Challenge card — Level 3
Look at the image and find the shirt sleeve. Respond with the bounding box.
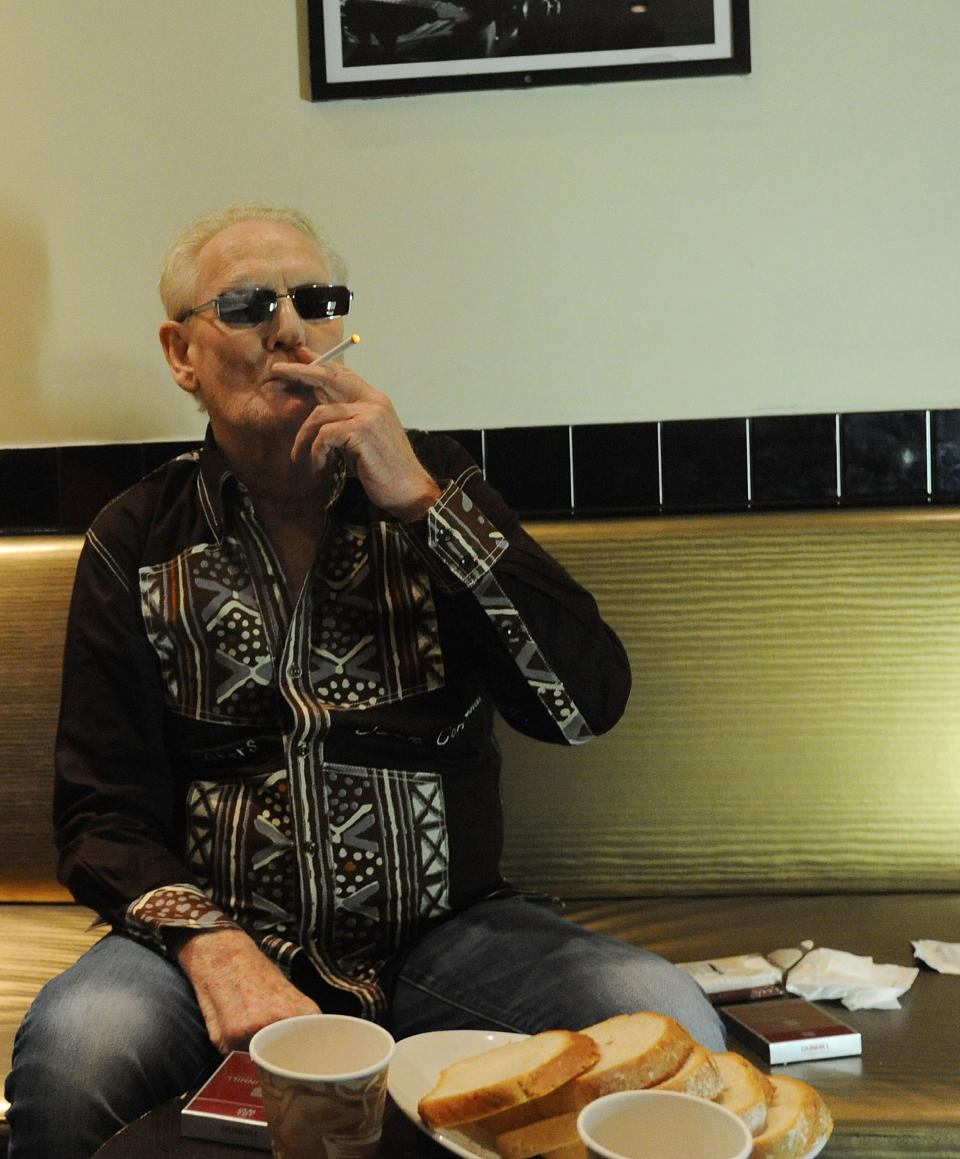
[126,884,239,953]
[402,436,632,745]
[54,531,204,927]
[426,478,509,586]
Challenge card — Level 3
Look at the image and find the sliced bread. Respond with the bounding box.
[650,1043,723,1100]
[546,1012,695,1112]
[480,1011,695,1137]
[417,1030,598,1130]
[711,1051,774,1135]
[495,1111,580,1159]
[749,1074,833,1159]
[542,1143,587,1159]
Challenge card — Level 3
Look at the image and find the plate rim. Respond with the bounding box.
[388,1028,528,1159]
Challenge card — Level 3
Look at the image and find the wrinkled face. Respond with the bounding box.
[165,219,344,453]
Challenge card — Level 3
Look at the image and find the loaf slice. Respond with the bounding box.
[650,1042,723,1100]
[417,1030,598,1130]
[711,1051,774,1135]
[546,1012,695,1113]
[481,1011,695,1135]
[495,1110,580,1159]
[492,1014,702,1158]
[542,1143,587,1159]
[750,1074,833,1159]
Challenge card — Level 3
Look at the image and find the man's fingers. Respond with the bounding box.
[291,416,361,477]
[310,362,369,403]
[291,403,349,462]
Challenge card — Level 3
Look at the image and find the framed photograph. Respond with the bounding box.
[307,1,750,101]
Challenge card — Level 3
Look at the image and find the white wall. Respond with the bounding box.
[2,1,959,447]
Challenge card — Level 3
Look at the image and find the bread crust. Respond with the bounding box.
[749,1073,833,1159]
[417,1030,598,1129]
[650,1043,723,1100]
[537,1013,696,1116]
[712,1051,774,1135]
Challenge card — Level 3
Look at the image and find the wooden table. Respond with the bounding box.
[566,895,960,1157]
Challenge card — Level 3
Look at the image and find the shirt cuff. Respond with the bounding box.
[423,477,508,589]
[125,883,239,951]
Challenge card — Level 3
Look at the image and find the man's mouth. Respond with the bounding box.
[264,371,309,392]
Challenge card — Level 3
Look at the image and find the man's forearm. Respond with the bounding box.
[172,927,320,1052]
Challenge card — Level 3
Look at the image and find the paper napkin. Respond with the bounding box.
[784,946,919,1010]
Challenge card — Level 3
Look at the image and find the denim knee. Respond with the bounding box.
[556,943,727,1052]
[6,934,217,1159]
[391,897,726,1052]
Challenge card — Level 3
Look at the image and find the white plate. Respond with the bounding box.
[387,1029,834,1159]
[388,1029,527,1159]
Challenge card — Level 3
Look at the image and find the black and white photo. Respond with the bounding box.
[307,0,750,99]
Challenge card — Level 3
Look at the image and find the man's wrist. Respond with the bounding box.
[170,925,251,967]
[389,477,443,522]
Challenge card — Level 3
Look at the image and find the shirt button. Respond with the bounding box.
[303,841,318,855]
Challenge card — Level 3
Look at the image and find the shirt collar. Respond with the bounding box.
[195,426,241,543]
[194,426,348,542]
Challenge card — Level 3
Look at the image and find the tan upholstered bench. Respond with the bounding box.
[4,512,960,1157]
[0,537,102,1146]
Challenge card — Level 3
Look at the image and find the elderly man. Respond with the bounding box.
[5,204,724,1159]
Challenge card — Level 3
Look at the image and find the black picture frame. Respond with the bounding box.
[306,1,750,101]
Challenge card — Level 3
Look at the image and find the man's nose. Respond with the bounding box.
[266,295,305,348]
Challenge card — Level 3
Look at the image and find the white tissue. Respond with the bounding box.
[784,946,919,1010]
[912,939,960,974]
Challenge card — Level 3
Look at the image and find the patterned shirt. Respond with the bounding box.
[54,429,630,1018]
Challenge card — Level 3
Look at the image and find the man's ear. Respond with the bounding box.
[159,321,199,395]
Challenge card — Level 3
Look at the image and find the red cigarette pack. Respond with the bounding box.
[720,997,862,1065]
[181,1051,271,1149]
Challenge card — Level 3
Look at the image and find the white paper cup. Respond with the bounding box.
[249,1013,395,1159]
[577,1090,753,1159]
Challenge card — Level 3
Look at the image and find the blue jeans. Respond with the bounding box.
[5,898,724,1159]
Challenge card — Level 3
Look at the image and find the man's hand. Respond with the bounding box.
[173,928,320,1053]
[273,350,442,521]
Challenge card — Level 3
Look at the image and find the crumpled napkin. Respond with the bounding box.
[912,939,960,974]
[784,946,919,1010]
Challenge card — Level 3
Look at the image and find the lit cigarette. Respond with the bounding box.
[310,333,360,366]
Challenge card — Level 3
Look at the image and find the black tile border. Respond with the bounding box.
[750,414,838,509]
[484,425,572,517]
[660,418,748,512]
[840,411,928,504]
[1,410,959,532]
[572,422,659,514]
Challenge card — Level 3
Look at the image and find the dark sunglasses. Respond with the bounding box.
[179,284,353,327]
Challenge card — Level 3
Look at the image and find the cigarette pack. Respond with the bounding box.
[719,997,862,1065]
[677,953,786,1005]
[181,1051,271,1150]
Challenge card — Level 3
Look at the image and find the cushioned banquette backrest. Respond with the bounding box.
[0,537,82,901]
[497,508,960,898]
[4,510,960,904]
